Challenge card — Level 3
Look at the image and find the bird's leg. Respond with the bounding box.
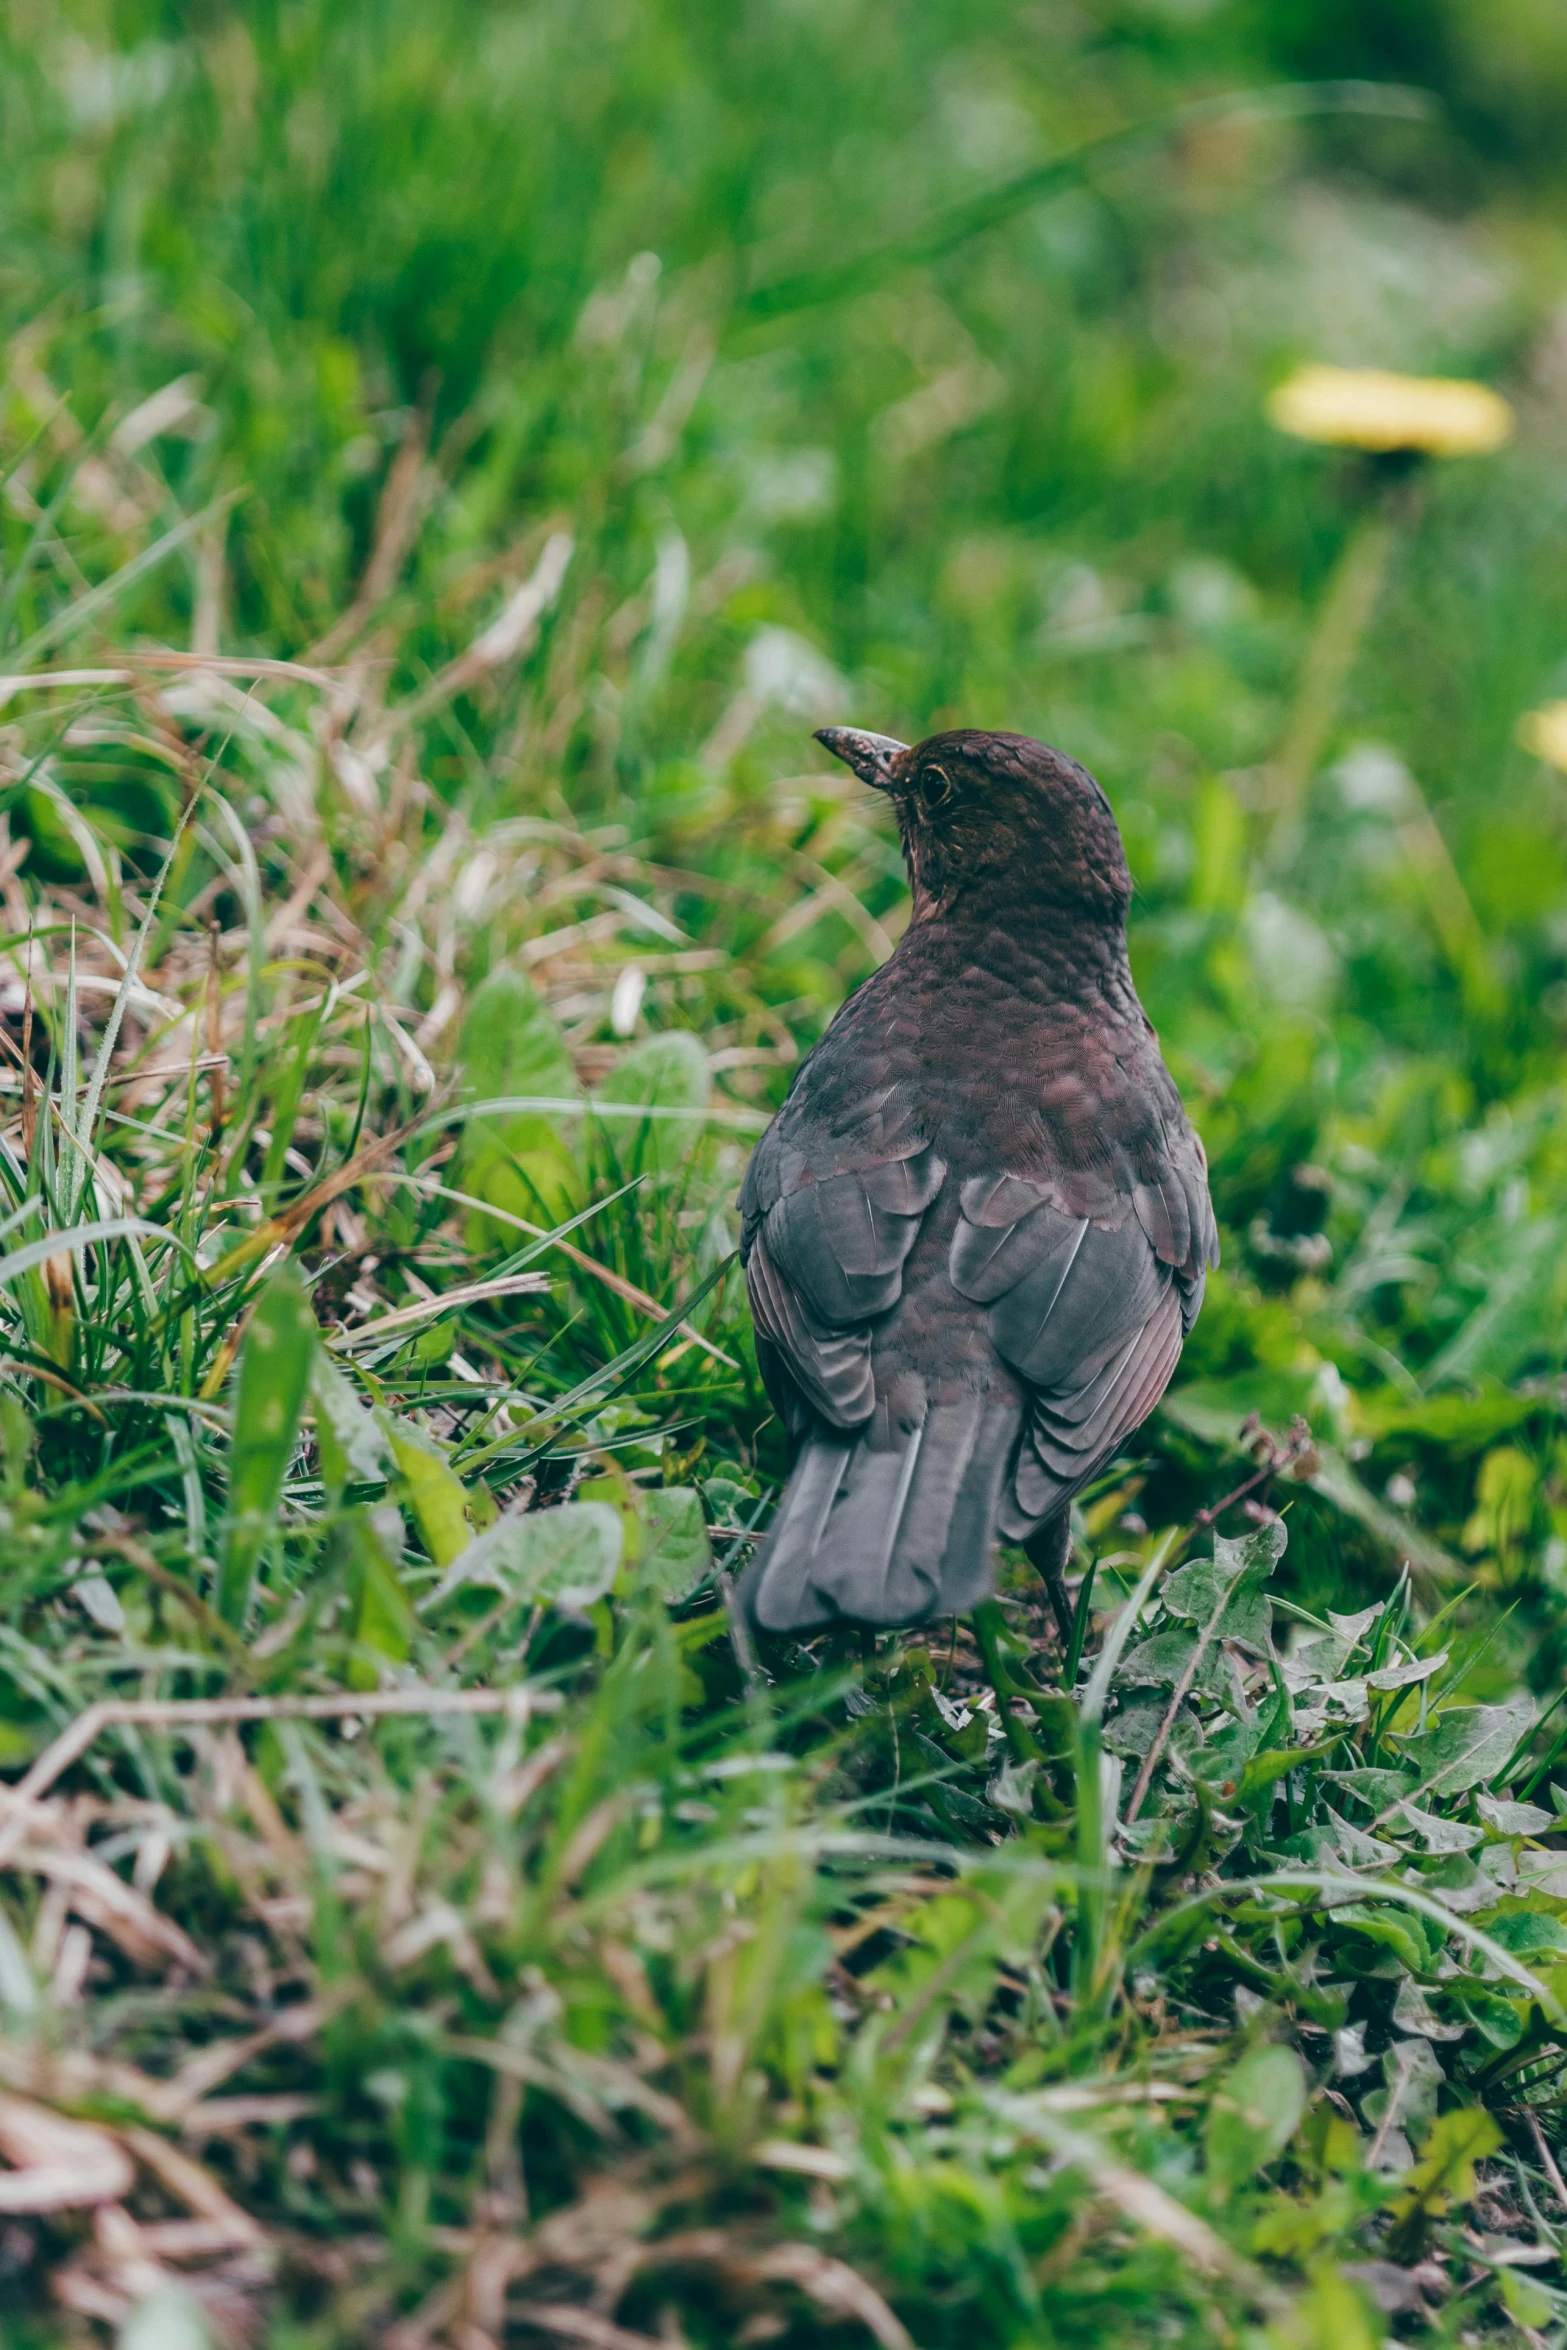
[1024,1510,1076,1657]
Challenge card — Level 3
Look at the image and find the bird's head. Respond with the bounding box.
[815,725,1131,927]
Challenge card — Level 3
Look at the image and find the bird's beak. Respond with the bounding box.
[814,726,909,792]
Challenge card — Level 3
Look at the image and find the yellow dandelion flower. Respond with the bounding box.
[1266,365,1514,458]
[1519,702,1567,772]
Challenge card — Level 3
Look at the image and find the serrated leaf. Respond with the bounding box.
[1236,1746,1323,1804]
[1393,1801,1485,1853]
[1116,1629,1219,1690]
[1420,1851,1493,1912]
[1366,1649,1447,1692]
[1102,1688,1204,1758]
[1161,1517,1282,1652]
[1395,1697,1536,1797]
[433,1501,623,1612]
[1476,1793,1552,1836]
[1290,1678,1370,1730]
[1362,2036,1444,2140]
[1287,1604,1381,1688]
[1386,2106,1501,2260]
[1321,1807,1401,1867]
[1205,2043,1305,2193]
[1392,1978,1466,2041]
[1326,1602,1385,1644]
[1323,1767,1416,1807]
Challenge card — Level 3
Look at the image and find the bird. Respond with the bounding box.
[735,725,1218,1647]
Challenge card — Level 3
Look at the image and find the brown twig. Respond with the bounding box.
[1192,1415,1315,1531]
[1527,2109,1567,2212]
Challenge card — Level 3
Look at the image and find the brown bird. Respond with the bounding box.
[736,726,1217,1644]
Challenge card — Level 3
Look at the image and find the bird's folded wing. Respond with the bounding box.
[950,1137,1217,1529]
[740,1096,945,1431]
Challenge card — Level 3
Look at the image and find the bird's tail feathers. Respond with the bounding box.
[739,1389,1019,1633]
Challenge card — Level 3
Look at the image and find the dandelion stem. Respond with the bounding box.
[1266,507,1396,853]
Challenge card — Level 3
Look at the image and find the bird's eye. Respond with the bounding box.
[919,764,956,811]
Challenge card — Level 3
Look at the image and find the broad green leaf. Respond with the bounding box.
[1326,1602,1385,1644]
[1449,1986,1528,2049]
[1332,1903,1434,1976]
[637,1486,713,1600]
[1392,1801,1484,1853]
[1323,1767,1415,1807]
[1102,1689,1203,1759]
[1116,1628,1218,1692]
[1320,1808,1400,1868]
[1385,2107,1501,2260]
[216,1263,316,1625]
[595,1030,709,1177]
[312,1357,389,1500]
[1271,2264,1384,2350]
[1476,1906,1567,1958]
[1476,1793,1552,1835]
[1205,2043,1305,2192]
[1420,1850,1489,1909]
[433,1501,623,1612]
[1498,2265,1557,2331]
[461,967,576,1109]
[1365,1649,1446,1692]
[1395,1697,1536,1797]
[1236,1746,1327,1805]
[1461,1444,1536,1556]
[1392,1978,1466,2041]
[460,968,579,1227]
[381,1417,471,1568]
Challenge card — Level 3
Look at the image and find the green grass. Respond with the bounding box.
[4,1,1567,2342]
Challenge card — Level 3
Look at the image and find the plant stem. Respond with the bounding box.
[1266,506,1396,856]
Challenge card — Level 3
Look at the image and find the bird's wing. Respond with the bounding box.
[740,1082,945,1431]
[949,1123,1217,1530]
